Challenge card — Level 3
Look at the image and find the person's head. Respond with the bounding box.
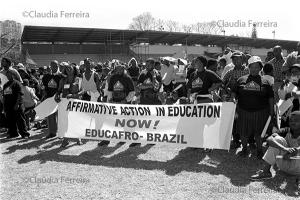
[114,64,125,76]
[248,56,263,76]
[289,111,300,135]
[263,63,274,76]
[45,66,52,75]
[60,62,74,78]
[224,47,231,55]
[84,58,92,71]
[154,61,161,71]
[162,59,170,67]
[194,56,207,71]
[231,52,243,67]
[16,63,25,70]
[101,65,110,76]
[297,42,300,53]
[266,51,274,62]
[50,60,59,73]
[1,57,12,70]
[128,58,138,68]
[289,64,300,83]
[207,59,218,72]
[31,69,38,77]
[218,58,226,68]
[146,58,155,71]
[23,79,29,87]
[273,45,282,59]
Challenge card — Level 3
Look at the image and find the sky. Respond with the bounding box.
[1,0,299,41]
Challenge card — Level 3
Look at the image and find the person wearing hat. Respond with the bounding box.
[222,51,250,149]
[222,51,249,89]
[250,110,300,183]
[2,69,30,139]
[232,56,275,159]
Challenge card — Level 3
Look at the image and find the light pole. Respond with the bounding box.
[221,30,225,36]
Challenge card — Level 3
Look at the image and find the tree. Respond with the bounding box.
[165,20,181,32]
[154,18,165,31]
[182,24,193,33]
[192,21,223,35]
[128,12,155,31]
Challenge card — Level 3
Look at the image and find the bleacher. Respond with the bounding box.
[30,54,133,66]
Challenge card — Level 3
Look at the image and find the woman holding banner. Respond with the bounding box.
[186,56,222,104]
[232,56,275,159]
[97,64,136,147]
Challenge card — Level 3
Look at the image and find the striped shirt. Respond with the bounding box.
[222,65,249,89]
[268,57,285,82]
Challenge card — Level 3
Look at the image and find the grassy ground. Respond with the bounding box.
[0,128,299,200]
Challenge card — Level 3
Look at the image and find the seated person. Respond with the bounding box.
[250,111,300,182]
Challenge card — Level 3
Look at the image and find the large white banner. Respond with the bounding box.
[57,99,236,150]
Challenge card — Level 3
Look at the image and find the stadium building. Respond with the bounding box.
[21,26,299,66]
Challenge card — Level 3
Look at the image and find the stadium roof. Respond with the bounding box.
[22,26,299,50]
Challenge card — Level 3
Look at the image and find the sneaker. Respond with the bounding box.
[60,139,70,148]
[250,170,272,181]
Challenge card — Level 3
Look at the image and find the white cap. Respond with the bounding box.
[248,56,262,65]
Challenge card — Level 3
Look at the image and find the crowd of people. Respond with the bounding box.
[0,42,300,181]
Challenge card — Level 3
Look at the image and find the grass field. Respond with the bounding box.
[0,128,299,200]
